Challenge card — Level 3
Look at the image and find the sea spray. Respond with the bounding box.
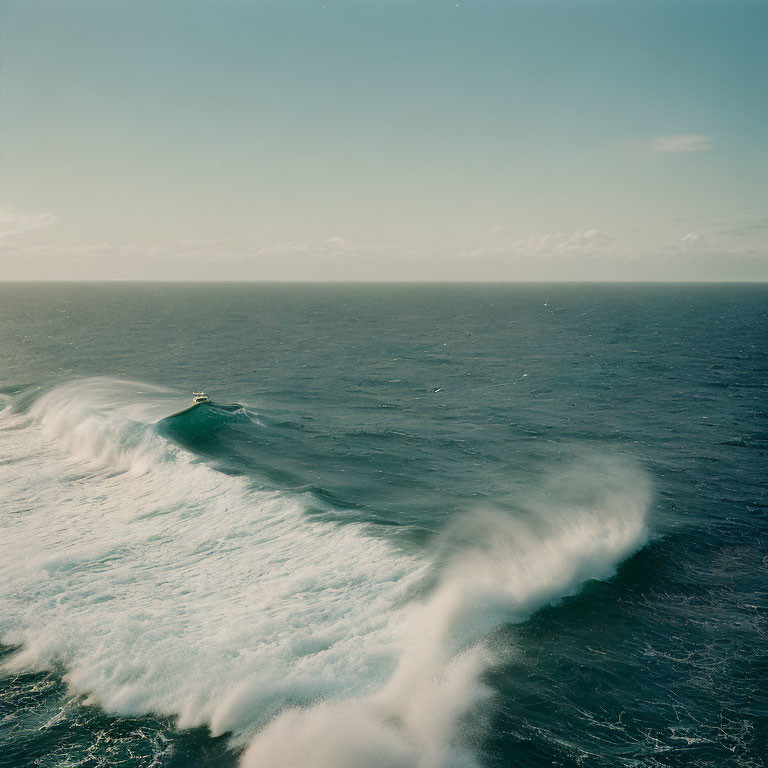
[239,458,651,768]
[26,379,181,474]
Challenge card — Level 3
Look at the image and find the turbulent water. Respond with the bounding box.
[0,283,765,768]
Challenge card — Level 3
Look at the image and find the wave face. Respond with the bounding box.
[0,378,650,767]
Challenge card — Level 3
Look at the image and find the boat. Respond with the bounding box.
[161,392,247,423]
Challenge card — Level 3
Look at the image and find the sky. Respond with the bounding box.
[1,0,767,281]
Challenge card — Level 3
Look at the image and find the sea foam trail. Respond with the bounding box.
[0,379,651,768]
[1,380,421,736]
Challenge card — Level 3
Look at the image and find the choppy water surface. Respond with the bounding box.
[0,283,766,768]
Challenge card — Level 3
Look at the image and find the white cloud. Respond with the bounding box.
[651,134,713,153]
[508,229,613,258]
[250,236,418,264]
[324,236,348,250]
[456,229,616,276]
[680,232,707,250]
[0,208,57,241]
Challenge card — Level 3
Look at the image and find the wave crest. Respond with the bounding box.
[0,379,651,768]
[26,378,179,474]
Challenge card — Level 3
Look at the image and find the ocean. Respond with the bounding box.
[0,283,765,768]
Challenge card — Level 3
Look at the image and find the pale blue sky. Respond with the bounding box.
[1,0,766,279]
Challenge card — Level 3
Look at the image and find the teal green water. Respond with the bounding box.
[0,283,766,767]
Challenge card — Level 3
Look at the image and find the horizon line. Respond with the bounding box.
[0,279,766,286]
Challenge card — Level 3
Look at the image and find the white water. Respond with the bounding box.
[0,379,651,767]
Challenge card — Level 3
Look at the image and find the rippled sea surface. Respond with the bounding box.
[0,283,766,768]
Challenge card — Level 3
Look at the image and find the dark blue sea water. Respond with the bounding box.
[0,283,766,768]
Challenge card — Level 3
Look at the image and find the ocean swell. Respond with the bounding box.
[0,378,651,768]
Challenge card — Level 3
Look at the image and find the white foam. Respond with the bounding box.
[0,378,651,767]
[1,380,421,733]
[26,379,183,474]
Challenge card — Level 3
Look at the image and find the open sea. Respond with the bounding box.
[0,282,766,768]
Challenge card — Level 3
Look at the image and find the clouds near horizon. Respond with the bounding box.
[2,219,765,282]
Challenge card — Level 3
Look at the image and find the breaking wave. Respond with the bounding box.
[0,378,651,767]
